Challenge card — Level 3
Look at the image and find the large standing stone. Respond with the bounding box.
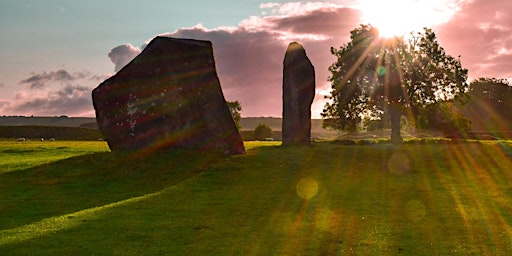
[92,36,245,154]
[282,42,315,146]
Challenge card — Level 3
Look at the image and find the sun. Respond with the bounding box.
[357,0,459,38]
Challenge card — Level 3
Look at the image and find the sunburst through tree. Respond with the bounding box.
[322,25,469,142]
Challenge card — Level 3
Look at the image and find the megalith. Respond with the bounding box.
[92,36,245,154]
[282,42,315,146]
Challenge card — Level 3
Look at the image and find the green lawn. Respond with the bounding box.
[1,140,512,255]
[0,140,110,174]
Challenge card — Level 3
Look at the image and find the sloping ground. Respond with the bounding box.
[1,140,512,255]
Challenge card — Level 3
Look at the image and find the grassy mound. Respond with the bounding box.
[1,140,512,255]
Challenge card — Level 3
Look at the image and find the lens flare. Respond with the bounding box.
[388,152,411,175]
[406,200,427,222]
[296,178,319,200]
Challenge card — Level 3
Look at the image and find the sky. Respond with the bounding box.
[0,0,511,118]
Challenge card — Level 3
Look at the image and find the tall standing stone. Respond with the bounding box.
[92,36,245,154]
[282,42,315,145]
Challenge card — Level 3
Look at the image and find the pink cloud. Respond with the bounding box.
[166,6,361,117]
[3,85,94,117]
[6,1,509,118]
[0,69,99,117]
[435,0,512,80]
[112,3,362,117]
[106,0,512,118]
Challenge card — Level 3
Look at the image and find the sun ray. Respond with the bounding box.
[0,186,172,245]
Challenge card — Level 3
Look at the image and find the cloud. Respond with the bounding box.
[6,84,93,116]
[89,74,111,82]
[111,3,362,117]
[435,0,512,80]
[106,0,512,117]
[168,3,361,117]
[108,44,141,73]
[19,69,92,89]
[0,69,103,116]
[20,69,72,89]
[0,83,4,88]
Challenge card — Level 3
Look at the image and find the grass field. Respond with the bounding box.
[1,140,512,255]
[0,140,110,174]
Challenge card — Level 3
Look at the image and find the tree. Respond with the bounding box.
[322,25,469,142]
[227,101,242,130]
[469,78,512,114]
[253,123,273,141]
[463,77,512,130]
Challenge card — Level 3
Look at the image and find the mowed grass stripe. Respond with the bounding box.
[0,140,511,255]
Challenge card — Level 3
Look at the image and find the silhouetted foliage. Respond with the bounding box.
[419,102,471,135]
[253,123,273,141]
[469,78,512,119]
[460,77,512,131]
[227,101,242,130]
[322,25,469,141]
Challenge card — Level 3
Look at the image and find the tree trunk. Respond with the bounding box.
[389,102,403,143]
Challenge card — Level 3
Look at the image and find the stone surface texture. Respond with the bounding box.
[282,42,315,146]
[92,36,245,154]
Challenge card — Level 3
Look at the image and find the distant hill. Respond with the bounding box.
[0,116,330,132]
[0,116,340,140]
[0,116,96,128]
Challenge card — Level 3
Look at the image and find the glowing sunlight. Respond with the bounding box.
[357,0,461,37]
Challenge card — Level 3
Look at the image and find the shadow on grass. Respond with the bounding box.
[0,148,226,231]
[2,141,512,254]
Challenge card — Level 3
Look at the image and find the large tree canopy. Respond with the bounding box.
[322,25,469,142]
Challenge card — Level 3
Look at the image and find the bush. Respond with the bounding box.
[331,139,356,145]
[253,123,273,141]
